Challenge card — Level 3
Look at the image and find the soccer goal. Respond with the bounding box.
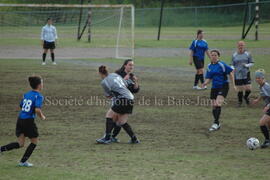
[0,4,135,59]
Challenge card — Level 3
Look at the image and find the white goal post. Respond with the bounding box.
[0,3,135,59]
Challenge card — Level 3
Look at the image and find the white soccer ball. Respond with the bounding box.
[246,137,260,150]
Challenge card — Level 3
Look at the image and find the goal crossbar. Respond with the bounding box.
[0,4,134,8]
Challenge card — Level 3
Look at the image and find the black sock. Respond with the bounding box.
[213,106,221,125]
[194,74,200,86]
[260,125,269,140]
[105,118,114,140]
[244,90,251,100]
[121,123,136,140]
[42,53,46,62]
[0,142,20,152]
[199,74,204,84]
[51,53,55,62]
[238,91,243,103]
[112,123,121,138]
[20,143,36,163]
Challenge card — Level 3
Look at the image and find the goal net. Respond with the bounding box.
[0,4,134,60]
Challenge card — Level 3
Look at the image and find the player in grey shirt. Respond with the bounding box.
[252,69,270,148]
[96,65,139,144]
[231,41,254,106]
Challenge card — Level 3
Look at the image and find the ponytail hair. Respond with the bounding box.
[115,59,133,74]
[98,65,109,75]
[197,29,203,39]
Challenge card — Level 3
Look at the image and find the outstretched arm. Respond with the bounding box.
[35,108,46,120]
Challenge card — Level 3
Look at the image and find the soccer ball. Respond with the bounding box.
[246,137,260,150]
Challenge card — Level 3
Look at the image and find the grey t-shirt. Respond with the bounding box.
[232,51,253,80]
[101,73,134,100]
[260,82,270,105]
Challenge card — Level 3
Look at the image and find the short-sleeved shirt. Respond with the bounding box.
[206,61,233,89]
[232,51,253,80]
[101,73,134,100]
[189,39,208,61]
[41,24,58,42]
[19,90,44,119]
[259,82,270,106]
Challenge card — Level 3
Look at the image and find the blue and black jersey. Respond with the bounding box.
[189,39,208,61]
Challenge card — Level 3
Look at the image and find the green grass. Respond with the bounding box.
[1,23,270,180]
[0,58,270,180]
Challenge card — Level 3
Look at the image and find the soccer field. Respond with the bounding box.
[0,24,270,180]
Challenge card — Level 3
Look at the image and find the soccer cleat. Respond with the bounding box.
[128,137,140,144]
[41,62,46,65]
[18,162,33,167]
[96,137,111,144]
[193,86,202,90]
[52,62,57,65]
[260,140,270,149]
[111,137,120,143]
[209,123,221,132]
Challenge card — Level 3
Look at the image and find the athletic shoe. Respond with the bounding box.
[202,85,207,90]
[261,140,270,149]
[111,137,120,143]
[52,62,57,65]
[128,138,140,144]
[209,123,221,132]
[193,86,202,90]
[18,162,33,167]
[96,137,111,144]
[41,62,46,65]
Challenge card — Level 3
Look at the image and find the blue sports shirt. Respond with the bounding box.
[206,61,233,89]
[189,39,208,61]
[19,90,44,119]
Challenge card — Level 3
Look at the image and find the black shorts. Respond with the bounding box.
[16,118,39,138]
[111,98,134,114]
[210,83,229,100]
[193,56,204,70]
[235,72,251,86]
[43,41,55,49]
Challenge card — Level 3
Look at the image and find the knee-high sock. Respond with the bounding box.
[105,118,114,140]
[212,106,221,125]
[199,74,204,84]
[260,125,269,140]
[112,123,121,138]
[194,74,200,86]
[244,90,251,100]
[51,53,55,62]
[42,53,46,62]
[0,142,20,152]
[238,91,243,103]
[20,143,36,163]
[121,123,136,140]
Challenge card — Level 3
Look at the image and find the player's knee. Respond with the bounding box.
[18,142,24,148]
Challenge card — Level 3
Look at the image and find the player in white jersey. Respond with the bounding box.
[41,18,58,65]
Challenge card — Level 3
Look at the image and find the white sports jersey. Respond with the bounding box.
[41,24,58,42]
[260,82,270,105]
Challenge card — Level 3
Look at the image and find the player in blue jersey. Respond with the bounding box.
[189,29,211,90]
[202,50,236,132]
[0,76,46,167]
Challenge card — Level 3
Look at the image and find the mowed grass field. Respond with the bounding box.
[1,25,270,180]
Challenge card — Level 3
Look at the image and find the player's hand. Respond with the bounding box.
[41,115,46,120]
[263,106,269,113]
[124,74,129,80]
[252,99,260,105]
[202,83,207,87]
[233,85,237,92]
[133,75,138,82]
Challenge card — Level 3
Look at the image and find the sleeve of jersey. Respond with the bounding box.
[189,41,195,51]
[35,95,44,108]
[205,42,209,50]
[101,83,112,97]
[225,63,233,74]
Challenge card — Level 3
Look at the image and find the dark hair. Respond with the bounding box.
[99,65,109,75]
[197,29,203,38]
[210,49,221,57]
[47,17,52,21]
[28,76,42,89]
[115,59,133,74]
